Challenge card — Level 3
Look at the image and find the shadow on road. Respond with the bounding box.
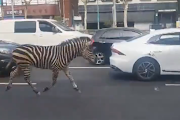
[109,70,180,83]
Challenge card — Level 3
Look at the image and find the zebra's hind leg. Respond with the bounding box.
[21,65,40,95]
[63,68,81,93]
[43,69,59,92]
[6,66,21,91]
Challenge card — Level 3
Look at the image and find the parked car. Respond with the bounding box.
[0,40,19,76]
[110,28,180,81]
[0,19,92,46]
[91,27,147,65]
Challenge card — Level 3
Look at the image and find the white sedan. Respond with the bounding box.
[109,28,180,81]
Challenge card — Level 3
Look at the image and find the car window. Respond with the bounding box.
[121,30,140,37]
[100,30,121,39]
[39,21,61,33]
[126,33,149,42]
[14,21,36,33]
[148,33,180,45]
[51,21,74,31]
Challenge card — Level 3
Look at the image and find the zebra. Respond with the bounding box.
[5,36,96,95]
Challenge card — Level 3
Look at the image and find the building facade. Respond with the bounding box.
[0,0,78,26]
[78,0,177,30]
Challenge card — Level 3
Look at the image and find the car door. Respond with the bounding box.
[147,32,180,73]
[13,21,38,45]
[37,20,72,46]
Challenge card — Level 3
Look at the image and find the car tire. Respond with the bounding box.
[133,58,160,81]
[1,70,11,77]
[93,51,107,65]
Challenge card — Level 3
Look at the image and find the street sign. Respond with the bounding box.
[4,10,24,16]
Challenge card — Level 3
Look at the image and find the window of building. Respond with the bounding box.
[14,21,36,33]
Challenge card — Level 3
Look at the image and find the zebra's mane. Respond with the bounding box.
[58,37,91,47]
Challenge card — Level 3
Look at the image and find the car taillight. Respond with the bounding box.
[91,39,95,45]
[111,47,125,55]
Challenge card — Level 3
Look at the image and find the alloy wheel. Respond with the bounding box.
[137,62,156,80]
[95,52,105,65]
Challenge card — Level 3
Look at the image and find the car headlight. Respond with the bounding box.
[0,48,11,54]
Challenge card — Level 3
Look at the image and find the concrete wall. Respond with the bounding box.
[134,22,152,30]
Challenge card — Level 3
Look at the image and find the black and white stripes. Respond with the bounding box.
[5,37,95,95]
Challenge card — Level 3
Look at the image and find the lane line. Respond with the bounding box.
[0,83,37,85]
[69,67,110,68]
[165,84,180,86]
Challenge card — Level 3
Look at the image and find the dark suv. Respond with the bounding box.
[91,27,147,65]
[0,40,19,76]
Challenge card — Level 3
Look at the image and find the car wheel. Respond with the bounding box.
[133,58,160,81]
[1,70,11,77]
[94,52,106,65]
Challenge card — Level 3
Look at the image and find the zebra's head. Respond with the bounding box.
[80,37,96,63]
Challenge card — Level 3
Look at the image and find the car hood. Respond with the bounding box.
[0,40,19,50]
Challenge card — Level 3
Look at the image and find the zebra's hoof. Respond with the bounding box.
[78,90,81,93]
[73,87,81,93]
[5,86,11,91]
[37,92,41,95]
[33,89,41,95]
[43,87,49,92]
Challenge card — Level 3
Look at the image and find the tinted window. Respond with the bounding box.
[14,21,36,33]
[101,0,111,2]
[149,33,180,45]
[51,21,74,31]
[39,21,55,32]
[100,30,120,39]
[121,30,140,37]
[126,33,149,42]
[88,0,96,2]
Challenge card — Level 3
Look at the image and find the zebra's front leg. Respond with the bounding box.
[43,70,59,92]
[63,68,81,93]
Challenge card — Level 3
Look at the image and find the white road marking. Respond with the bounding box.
[0,83,37,85]
[165,84,180,86]
[69,67,110,69]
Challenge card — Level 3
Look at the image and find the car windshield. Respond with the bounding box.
[51,21,74,31]
[126,32,149,42]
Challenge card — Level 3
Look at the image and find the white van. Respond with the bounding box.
[0,19,92,46]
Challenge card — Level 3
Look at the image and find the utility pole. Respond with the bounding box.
[112,0,117,28]
[0,0,4,20]
[97,0,100,29]
[63,0,65,23]
[11,0,14,19]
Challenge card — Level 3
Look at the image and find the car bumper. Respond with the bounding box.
[0,59,16,72]
[109,55,134,73]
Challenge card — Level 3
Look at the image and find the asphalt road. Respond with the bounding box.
[0,57,180,120]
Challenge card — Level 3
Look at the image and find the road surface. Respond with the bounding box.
[0,58,180,120]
